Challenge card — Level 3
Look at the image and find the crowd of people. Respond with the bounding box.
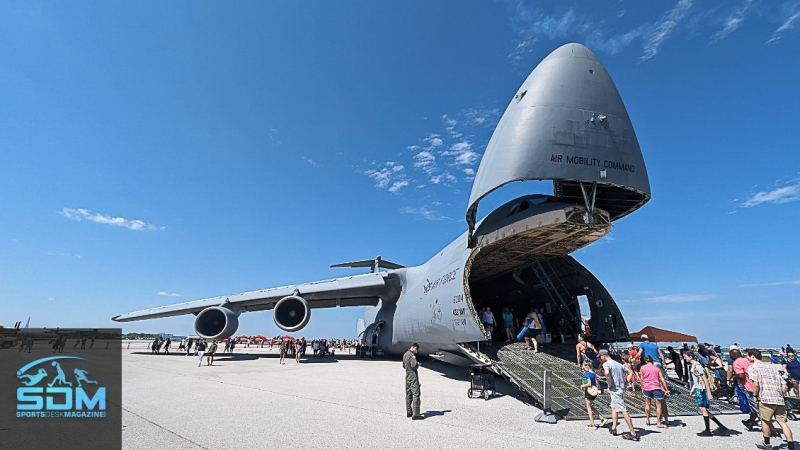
[478,306,557,351]
[138,335,361,367]
[574,335,797,449]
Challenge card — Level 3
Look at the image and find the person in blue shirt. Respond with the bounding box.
[638,334,664,370]
[580,360,606,428]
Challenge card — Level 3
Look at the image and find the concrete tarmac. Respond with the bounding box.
[122,343,787,449]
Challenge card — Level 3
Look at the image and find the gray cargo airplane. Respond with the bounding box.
[113,43,650,366]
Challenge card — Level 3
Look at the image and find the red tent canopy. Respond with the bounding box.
[629,326,697,343]
[235,335,250,343]
[252,335,268,342]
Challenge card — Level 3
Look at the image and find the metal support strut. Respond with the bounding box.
[578,181,597,224]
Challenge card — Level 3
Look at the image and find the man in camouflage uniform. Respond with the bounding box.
[403,343,423,420]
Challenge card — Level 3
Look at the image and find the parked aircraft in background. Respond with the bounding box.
[114,43,650,366]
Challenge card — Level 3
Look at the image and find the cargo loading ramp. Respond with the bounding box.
[463,342,742,420]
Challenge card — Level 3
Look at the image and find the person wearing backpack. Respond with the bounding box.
[684,350,731,437]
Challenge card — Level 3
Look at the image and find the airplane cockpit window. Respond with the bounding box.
[529,196,550,206]
[506,197,554,217]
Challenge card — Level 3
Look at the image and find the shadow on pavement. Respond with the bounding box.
[423,410,452,418]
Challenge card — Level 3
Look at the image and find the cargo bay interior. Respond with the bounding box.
[463,194,632,344]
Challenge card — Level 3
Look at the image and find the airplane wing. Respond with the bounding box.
[112,272,393,323]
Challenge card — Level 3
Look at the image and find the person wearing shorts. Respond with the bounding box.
[482,306,496,347]
[580,361,606,428]
[684,350,730,437]
[523,311,541,353]
[641,356,671,427]
[748,348,796,450]
[598,349,639,441]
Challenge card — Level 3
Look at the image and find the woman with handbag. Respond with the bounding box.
[581,361,606,428]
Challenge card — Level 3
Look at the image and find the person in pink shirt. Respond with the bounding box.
[730,348,759,429]
[641,356,671,427]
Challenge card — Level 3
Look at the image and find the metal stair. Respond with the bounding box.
[470,342,742,420]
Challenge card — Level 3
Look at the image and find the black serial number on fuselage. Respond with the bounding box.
[422,269,458,295]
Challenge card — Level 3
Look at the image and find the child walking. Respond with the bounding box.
[581,361,607,428]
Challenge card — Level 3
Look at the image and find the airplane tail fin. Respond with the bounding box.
[330,255,404,273]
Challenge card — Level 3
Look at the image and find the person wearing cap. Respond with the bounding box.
[638,334,666,375]
[727,344,741,365]
[597,349,640,441]
[627,343,640,361]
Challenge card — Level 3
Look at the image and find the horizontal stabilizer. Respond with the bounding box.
[331,255,404,273]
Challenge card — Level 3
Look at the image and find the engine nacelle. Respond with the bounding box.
[194,306,240,340]
[273,295,311,332]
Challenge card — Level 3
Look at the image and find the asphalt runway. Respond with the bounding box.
[122,343,788,449]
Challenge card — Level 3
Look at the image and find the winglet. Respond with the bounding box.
[330,255,405,273]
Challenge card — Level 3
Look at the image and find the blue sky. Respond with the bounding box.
[1,1,798,347]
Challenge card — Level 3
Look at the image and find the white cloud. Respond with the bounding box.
[462,108,501,126]
[158,291,182,297]
[740,181,800,208]
[60,208,165,231]
[588,25,651,55]
[622,293,718,304]
[442,141,480,167]
[713,0,755,41]
[387,161,404,172]
[441,114,461,138]
[269,128,281,145]
[509,8,581,63]
[302,157,321,167]
[364,161,408,190]
[740,280,800,287]
[430,173,457,185]
[641,0,694,61]
[400,206,448,221]
[767,7,800,44]
[424,134,443,148]
[413,151,437,175]
[47,251,81,259]
[388,181,409,193]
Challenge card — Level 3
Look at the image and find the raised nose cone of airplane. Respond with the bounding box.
[467,43,650,239]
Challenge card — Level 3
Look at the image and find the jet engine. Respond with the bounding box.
[194,306,240,340]
[273,295,311,332]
